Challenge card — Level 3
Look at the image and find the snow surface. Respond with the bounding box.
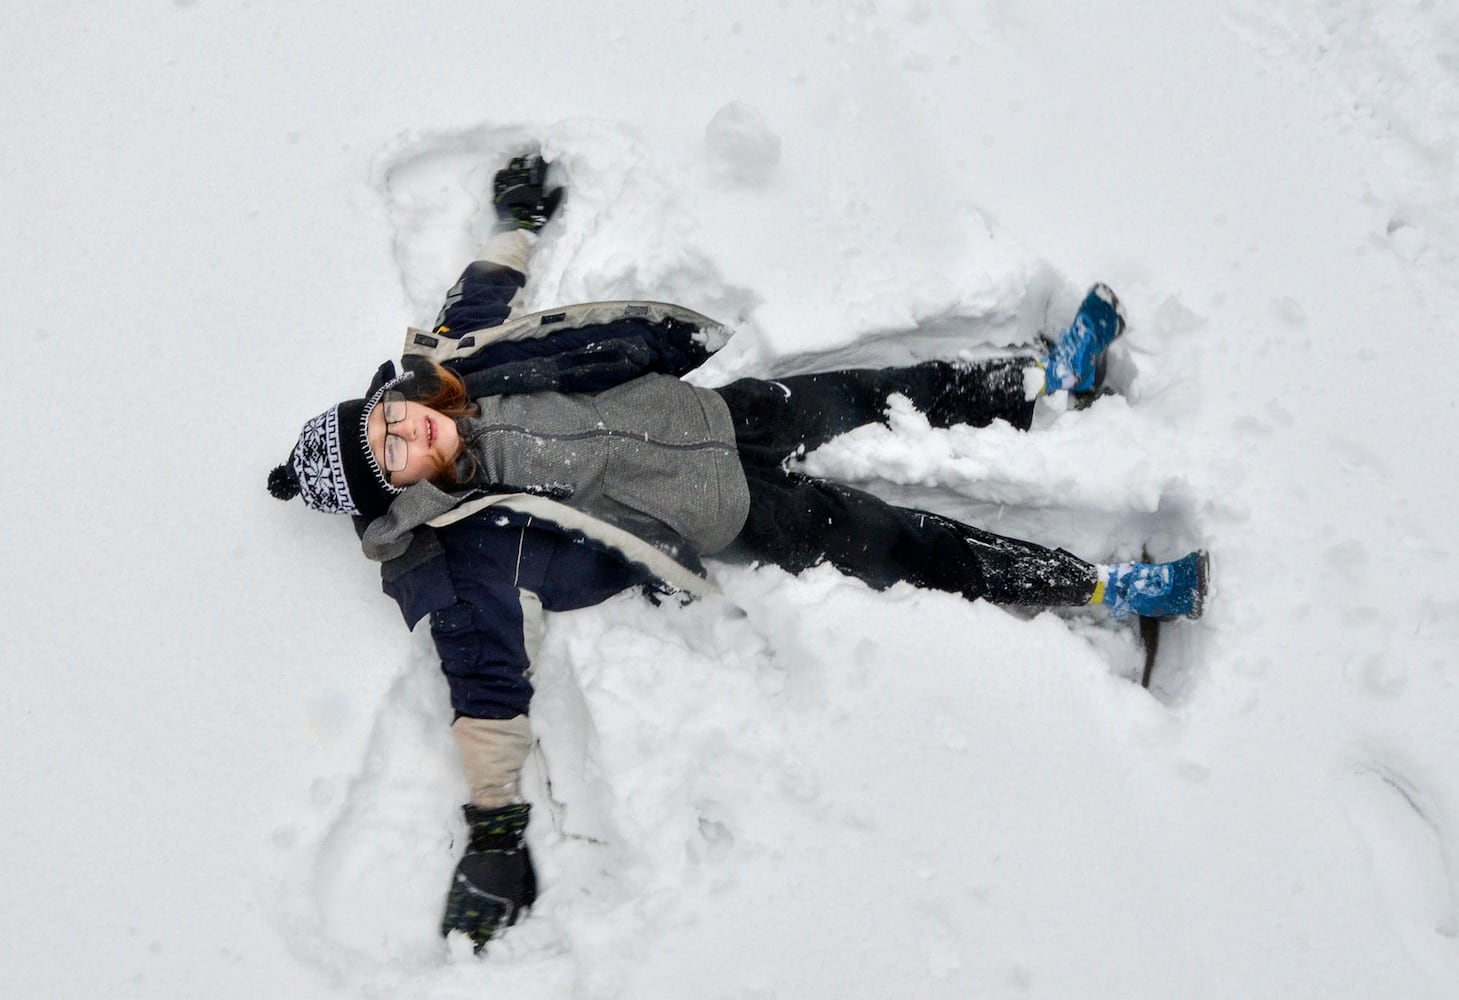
[6,1,1459,997]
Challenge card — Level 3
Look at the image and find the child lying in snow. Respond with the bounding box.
[267,154,1207,951]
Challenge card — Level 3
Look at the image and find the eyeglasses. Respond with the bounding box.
[379,391,409,473]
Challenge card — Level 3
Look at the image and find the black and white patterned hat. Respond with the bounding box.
[268,371,409,519]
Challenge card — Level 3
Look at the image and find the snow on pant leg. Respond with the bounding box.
[714,360,1036,467]
[722,466,1098,606]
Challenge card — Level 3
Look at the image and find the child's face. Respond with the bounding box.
[367,398,462,487]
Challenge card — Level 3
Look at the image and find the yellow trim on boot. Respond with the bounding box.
[1090,577,1106,605]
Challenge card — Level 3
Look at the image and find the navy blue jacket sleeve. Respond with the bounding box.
[414,222,724,398]
[451,316,715,396]
[428,521,537,720]
[432,259,526,336]
[429,588,534,720]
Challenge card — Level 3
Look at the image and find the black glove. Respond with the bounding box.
[440,802,537,952]
[492,154,563,233]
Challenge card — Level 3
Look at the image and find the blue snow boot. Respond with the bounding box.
[1098,550,1208,620]
[1044,283,1126,394]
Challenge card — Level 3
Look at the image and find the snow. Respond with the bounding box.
[6,1,1459,996]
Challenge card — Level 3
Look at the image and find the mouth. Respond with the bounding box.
[426,417,435,446]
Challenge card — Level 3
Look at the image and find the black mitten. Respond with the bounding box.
[492,154,563,233]
[440,802,537,951]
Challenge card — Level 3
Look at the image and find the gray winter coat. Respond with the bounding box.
[462,373,750,556]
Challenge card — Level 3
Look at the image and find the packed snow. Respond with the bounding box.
[6,2,1459,997]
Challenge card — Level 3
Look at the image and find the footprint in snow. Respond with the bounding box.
[1338,762,1459,981]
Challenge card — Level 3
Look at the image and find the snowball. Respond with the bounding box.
[704,101,781,189]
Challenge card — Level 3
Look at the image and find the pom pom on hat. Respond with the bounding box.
[268,463,301,501]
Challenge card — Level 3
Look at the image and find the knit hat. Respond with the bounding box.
[268,368,410,519]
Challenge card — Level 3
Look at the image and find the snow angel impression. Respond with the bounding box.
[267,154,1208,951]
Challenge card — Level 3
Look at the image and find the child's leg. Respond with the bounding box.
[719,467,1098,606]
[715,359,1038,467]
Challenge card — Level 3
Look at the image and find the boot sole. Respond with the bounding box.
[1152,548,1208,621]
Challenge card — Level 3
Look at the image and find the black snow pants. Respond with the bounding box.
[714,360,1098,607]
